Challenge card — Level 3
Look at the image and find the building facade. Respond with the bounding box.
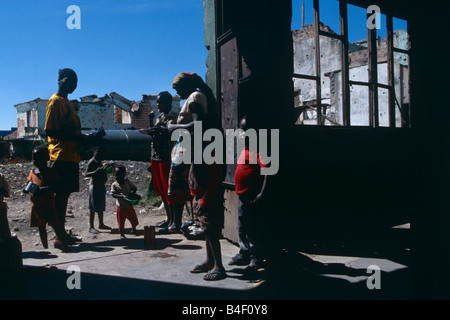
[13,93,180,139]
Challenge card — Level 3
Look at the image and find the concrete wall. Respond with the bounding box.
[203,0,218,99]
[16,100,132,138]
[293,24,342,104]
[131,95,181,130]
[293,26,409,127]
[13,94,181,138]
[77,102,131,130]
[14,99,47,139]
[222,189,239,244]
[329,60,408,127]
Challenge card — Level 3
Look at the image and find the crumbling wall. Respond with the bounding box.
[131,95,181,129]
[12,93,180,140]
[14,99,47,139]
[131,95,155,129]
[293,23,342,103]
[293,25,408,126]
[293,23,343,124]
[77,102,130,130]
[16,113,27,139]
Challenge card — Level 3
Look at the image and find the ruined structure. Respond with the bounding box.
[203,0,448,298]
[13,98,47,139]
[12,92,180,139]
[293,23,409,126]
[130,94,181,130]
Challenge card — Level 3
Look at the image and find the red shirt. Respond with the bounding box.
[234,147,267,195]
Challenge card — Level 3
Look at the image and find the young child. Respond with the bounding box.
[229,116,269,270]
[85,145,111,234]
[111,164,139,239]
[26,146,71,252]
[148,91,178,232]
[0,172,11,239]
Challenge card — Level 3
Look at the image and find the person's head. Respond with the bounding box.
[58,68,78,95]
[156,91,173,114]
[32,146,49,169]
[173,72,219,129]
[172,72,204,100]
[239,116,248,131]
[238,115,261,148]
[239,114,261,130]
[93,145,106,160]
[113,164,126,182]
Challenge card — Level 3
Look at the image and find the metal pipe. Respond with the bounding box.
[81,129,152,162]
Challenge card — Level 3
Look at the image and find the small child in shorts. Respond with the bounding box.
[26,146,71,252]
[85,145,111,234]
[111,164,139,239]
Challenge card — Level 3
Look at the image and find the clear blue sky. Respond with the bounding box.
[0,0,207,130]
[0,0,406,130]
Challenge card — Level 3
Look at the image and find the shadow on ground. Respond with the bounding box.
[1,221,414,300]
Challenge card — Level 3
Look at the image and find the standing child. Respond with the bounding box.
[147,91,178,230]
[26,146,71,252]
[229,116,269,270]
[85,145,111,234]
[111,164,139,239]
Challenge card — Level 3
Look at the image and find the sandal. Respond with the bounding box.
[190,265,211,274]
[203,270,227,281]
[156,220,168,228]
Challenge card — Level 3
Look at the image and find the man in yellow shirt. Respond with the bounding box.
[44,68,87,247]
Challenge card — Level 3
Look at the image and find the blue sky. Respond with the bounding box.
[0,0,407,130]
[0,0,207,130]
[292,0,407,42]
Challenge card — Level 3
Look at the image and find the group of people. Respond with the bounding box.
[21,68,141,251]
[7,68,269,282]
[146,71,270,280]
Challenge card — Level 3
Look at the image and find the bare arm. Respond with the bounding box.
[46,129,87,144]
[85,161,107,178]
[111,193,126,199]
[168,102,203,133]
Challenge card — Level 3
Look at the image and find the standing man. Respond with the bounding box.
[44,68,86,248]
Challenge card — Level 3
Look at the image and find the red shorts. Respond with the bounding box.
[116,205,139,233]
[151,160,170,203]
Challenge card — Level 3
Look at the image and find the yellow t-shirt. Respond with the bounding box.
[44,93,81,162]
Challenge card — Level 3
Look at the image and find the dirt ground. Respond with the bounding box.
[1,160,192,253]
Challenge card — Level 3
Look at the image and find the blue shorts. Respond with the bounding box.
[89,184,106,212]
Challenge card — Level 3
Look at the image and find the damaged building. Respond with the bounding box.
[293,23,409,126]
[12,92,180,140]
[203,0,448,298]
